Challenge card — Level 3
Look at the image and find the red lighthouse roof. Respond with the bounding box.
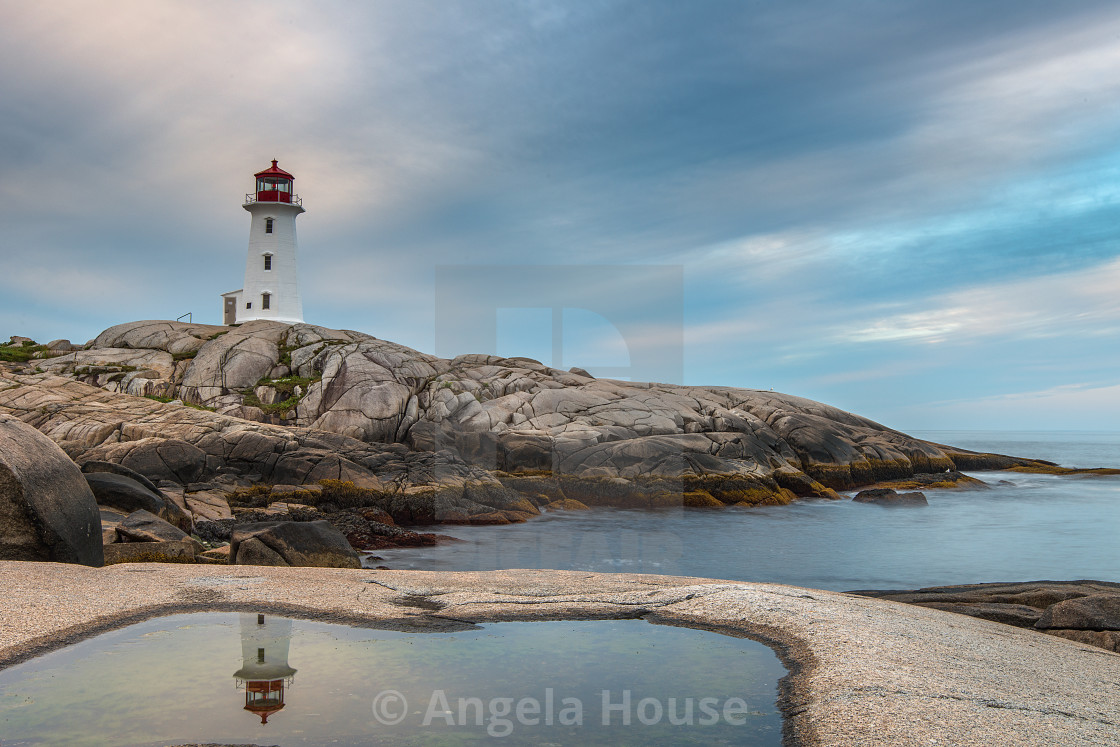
[249,159,302,206]
[254,159,294,180]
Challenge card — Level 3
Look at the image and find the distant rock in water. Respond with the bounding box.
[852,488,929,506]
[0,320,1052,522]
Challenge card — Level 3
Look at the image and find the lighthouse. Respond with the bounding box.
[221,160,305,325]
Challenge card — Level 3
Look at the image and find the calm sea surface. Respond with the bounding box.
[367,431,1120,591]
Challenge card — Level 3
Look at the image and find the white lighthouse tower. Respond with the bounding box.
[221,160,305,325]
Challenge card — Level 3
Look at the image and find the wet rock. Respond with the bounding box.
[326,509,440,550]
[358,506,395,525]
[0,414,103,566]
[683,490,725,508]
[866,471,987,491]
[852,488,928,506]
[230,520,361,568]
[543,498,590,511]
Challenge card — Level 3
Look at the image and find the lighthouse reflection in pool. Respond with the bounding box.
[233,613,298,724]
[0,612,785,746]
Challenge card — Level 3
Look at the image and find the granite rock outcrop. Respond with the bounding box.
[0,320,1046,519]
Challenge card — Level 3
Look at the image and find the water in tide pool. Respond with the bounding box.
[0,614,784,747]
[368,431,1120,591]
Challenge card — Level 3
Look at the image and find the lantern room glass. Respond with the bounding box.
[255,177,293,203]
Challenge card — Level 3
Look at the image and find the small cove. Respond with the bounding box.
[0,613,785,747]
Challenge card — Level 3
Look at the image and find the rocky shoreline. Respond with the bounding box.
[2,319,1113,574]
[1,320,1062,513]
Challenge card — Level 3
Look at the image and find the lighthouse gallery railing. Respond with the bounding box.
[244,193,302,207]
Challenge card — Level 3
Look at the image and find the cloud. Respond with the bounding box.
[835,256,1120,346]
[3,1,1120,430]
[896,381,1120,431]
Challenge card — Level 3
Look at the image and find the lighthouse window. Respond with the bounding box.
[263,255,272,271]
[265,218,273,234]
[262,293,271,310]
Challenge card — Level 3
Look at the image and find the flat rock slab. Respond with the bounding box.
[0,564,1117,746]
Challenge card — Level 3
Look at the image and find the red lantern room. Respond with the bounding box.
[249,159,300,205]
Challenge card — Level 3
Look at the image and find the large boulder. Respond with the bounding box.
[83,472,192,530]
[0,414,103,565]
[230,520,361,568]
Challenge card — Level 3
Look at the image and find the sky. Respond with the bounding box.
[2,1,1119,431]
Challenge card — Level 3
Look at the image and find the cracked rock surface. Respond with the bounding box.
[0,563,1117,746]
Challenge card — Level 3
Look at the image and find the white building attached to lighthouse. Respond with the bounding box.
[222,160,305,325]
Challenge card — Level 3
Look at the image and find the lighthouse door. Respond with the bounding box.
[224,297,237,325]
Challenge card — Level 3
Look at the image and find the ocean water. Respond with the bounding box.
[0,614,783,747]
[911,430,1120,469]
[368,431,1120,591]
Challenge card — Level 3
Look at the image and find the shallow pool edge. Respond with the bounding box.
[1,563,1117,747]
